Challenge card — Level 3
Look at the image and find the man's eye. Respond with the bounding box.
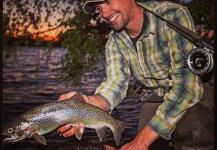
[95,6,101,13]
[105,0,111,4]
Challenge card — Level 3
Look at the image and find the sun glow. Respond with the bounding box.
[3,0,76,42]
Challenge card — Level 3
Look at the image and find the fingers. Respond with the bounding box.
[57,123,85,138]
[62,128,75,138]
[57,124,75,138]
[57,124,71,132]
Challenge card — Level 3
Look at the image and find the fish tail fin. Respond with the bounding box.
[113,120,126,146]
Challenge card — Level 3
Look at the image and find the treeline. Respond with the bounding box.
[4,36,61,47]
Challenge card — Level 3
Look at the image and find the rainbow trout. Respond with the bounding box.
[3,92,126,146]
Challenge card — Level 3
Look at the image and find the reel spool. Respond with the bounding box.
[186,48,214,75]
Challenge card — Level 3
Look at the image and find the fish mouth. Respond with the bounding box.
[3,134,27,143]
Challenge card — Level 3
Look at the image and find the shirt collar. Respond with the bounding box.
[114,3,157,39]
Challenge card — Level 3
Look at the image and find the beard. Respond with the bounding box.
[109,18,125,31]
[101,11,126,31]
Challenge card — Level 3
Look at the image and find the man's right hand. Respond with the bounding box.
[57,91,110,138]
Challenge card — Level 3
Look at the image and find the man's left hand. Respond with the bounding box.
[120,126,160,150]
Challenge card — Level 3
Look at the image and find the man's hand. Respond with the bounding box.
[120,126,160,150]
[57,91,109,138]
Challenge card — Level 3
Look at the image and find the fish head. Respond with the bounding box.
[3,117,33,143]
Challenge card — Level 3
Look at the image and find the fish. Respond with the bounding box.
[3,92,126,146]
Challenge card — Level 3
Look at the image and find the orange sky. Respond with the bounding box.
[4,0,75,41]
[29,25,68,41]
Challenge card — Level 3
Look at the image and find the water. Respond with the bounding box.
[2,47,171,150]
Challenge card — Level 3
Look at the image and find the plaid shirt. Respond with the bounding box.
[95,1,203,139]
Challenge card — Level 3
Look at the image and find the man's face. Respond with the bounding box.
[95,0,131,31]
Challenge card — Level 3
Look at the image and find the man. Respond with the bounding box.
[57,0,214,149]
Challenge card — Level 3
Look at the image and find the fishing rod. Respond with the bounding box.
[143,7,214,75]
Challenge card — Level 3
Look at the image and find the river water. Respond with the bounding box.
[2,47,172,150]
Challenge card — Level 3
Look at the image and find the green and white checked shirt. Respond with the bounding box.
[95,1,203,139]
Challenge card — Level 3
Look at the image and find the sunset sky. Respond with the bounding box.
[3,0,77,41]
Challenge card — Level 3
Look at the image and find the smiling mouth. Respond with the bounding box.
[105,12,119,25]
[110,13,119,23]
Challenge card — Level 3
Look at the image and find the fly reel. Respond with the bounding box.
[186,47,214,75]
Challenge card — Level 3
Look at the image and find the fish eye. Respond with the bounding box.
[8,128,13,133]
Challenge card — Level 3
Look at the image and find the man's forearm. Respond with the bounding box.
[137,126,160,147]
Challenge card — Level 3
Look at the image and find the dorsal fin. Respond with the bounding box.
[68,92,86,102]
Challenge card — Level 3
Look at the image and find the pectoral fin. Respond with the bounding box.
[33,133,47,145]
[27,123,47,145]
[74,124,85,140]
[96,127,107,141]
